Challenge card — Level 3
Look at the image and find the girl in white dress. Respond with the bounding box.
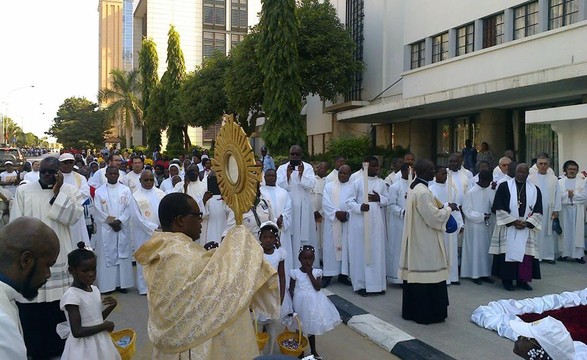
[60,242,121,360]
[289,245,341,359]
[257,221,292,354]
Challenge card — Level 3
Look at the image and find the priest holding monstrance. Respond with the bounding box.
[135,116,279,359]
[489,163,543,292]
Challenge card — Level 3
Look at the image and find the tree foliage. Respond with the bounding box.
[258,0,305,155]
[139,37,161,151]
[178,51,230,130]
[97,68,142,147]
[46,97,110,149]
[224,28,264,135]
[297,0,363,101]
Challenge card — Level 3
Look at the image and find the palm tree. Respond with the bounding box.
[98,68,143,147]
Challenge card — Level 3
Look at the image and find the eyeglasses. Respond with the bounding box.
[177,212,203,220]
[141,178,155,182]
[40,169,58,175]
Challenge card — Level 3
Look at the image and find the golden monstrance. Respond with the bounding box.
[211,115,261,225]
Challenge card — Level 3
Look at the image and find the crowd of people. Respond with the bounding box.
[1,141,586,359]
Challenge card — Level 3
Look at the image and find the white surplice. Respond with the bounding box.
[322,180,354,277]
[131,186,165,295]
[461,184,493,279]
[276,161,316,267]
[430,181,464,283]
[346,176,389,293]
[94,183,134,293]
[325,169,338,184]
[87,168,127,188]
[260,185,293,274]
[63,171,91,249]
[10,182,84,302]
[126,170,142,193]
[386,178,409,284]
[558,176,587,258]
[204,195,229,244]
[529,172,561,260]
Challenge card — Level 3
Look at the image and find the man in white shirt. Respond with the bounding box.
[126,155,145,193]
[0,217,60,360]
[325,156,346,184]
[88,153,127,188]
[23,160,40,182]
[131,170,165,295]
[386,163,410,285]
[0,160,19,196]
[558,160,587,263]
[94,166,134,293]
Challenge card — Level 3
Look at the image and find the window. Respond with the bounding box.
[345,0,364,101]
[231,34,244,49]
[231,0,247,32]
[204,0,226,30]
[514,1,539,40]
[483,13,504,48]
[549,0,578,29]
[432,32,448,63]
[456,23,474,56]
[410,41,425,69]
[203,32,226,57]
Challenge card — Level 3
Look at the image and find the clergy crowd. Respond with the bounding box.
[2,142,587,358]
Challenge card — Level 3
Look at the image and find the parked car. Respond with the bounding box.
[0,147,26,172]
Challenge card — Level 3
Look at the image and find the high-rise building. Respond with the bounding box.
[122,0,134,71]
[133,0,261,149]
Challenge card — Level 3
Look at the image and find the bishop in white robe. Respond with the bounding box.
[94,166,134,293]
[131,170,165,295]
[346,157,389,295]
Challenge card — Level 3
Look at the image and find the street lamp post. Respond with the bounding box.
[1,85,34,146]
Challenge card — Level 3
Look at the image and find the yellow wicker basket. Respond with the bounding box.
[111,328,136,360]
[252,310,270,351]
[277,316,308,357]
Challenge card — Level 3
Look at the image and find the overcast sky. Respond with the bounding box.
[0,0,98,139]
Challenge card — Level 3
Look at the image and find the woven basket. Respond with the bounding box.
[277,316,308,357]
[111,328,136,360]
[252,310,270,351]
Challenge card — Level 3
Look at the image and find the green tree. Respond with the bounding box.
[224,28,264,135]
[297,0,363,101]
[160,25,187,154]
[258,0,304,155]
[46,97,110,149]
[2,116,23,146]
[178,51,230,130]
[98,68,142,147]
[139,37,161,151]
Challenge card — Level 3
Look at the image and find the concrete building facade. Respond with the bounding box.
[306,0,587,173]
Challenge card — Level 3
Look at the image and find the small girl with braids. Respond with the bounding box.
[59,242,121,360]
[289,245,341,359]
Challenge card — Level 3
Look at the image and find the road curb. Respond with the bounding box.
[323,289,455,360]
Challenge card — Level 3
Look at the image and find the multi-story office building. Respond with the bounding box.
[306,0,587,173]
[133,0,261,148]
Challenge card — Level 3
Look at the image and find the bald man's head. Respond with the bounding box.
[0,217,59,300]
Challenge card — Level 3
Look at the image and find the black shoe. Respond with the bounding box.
[338,275,352,286]
[576,258,586,264]
[102,290,114,295]
[451,281,461,286]
[543,259,556,265]
[473,279,483,285]
[321,276,332,288]
[356,289,368,297]
[517,282,533,291]
[481,277,495,284]
[502,280,515,291]
[558,256,568,261]
[118,288,128,294]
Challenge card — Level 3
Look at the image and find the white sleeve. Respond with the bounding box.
[0,311,27,360]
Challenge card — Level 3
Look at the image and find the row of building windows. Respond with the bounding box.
[410,0,580,69]
[203,32,245,57]
[204,0,248,32]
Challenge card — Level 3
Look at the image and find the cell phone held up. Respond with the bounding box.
[289,159,301,167]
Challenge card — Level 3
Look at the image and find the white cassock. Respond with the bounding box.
[346,176,389,293]
[322,180,353,277]
[430,181,464,284]
[529,164,555,176]
[311,175,326,260]
[126,171,142,193]
[62,171,92,249]
[349,169,363,183]
[529,172,561,260]
[277,161,316,267]
[23,170,39,182]
[558,176,587,258]
[383,171,398,185]
[88,167,127,188]
[94,183,134,293]
[386,178,409,284]
[325,169,338,183]
[461,184,493,279]
[173,180,208,243]
[204,195,229,244]
[131,186,165,295]
[10,182,84,302]
[449,167,473,202]
[223,197,274,238]
[260,185,293,274]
